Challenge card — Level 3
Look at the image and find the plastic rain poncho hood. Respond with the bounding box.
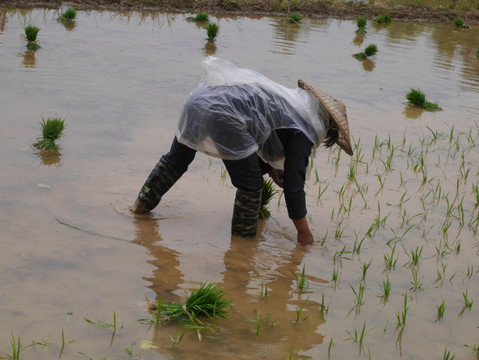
[176,57,329,169]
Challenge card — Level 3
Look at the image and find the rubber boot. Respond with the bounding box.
[231,188,262,238]
[133,156,183,214]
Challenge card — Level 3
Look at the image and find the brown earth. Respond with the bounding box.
[1,0,479,23]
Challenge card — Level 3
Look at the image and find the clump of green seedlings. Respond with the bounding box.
[286,13,302,24]
[353,43,378,59]
[57,7,76,22]
[454,18,470,29]
[374,14,392,24]
[33,116,65,151]
[145,282,231,339]
[406,88,439,111]
[24,25,40,50]
[356,17,367,34]
[260,178,278,219]
[188,12,209,22]
[206,22,219,42]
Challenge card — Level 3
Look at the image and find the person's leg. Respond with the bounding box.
[133,137,196,214]
[223,154,264,237]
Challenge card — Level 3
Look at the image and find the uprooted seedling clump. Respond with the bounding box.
[144,282,232,339]
[406,88,440,111]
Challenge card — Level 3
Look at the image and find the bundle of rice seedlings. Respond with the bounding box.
[374,14,392,24]
[57,7,77,22]
[188,12,209,22]
[206,23,219,42]
[34,116,65,151]
[406,88,439,111]
[149,282,232,339]
[260,178,278,219]
[24,25,40,50]
[286,13,302,24]
[354,43,378,59]
[356,17,367,34]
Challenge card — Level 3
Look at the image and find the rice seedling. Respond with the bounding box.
[24,25,40,50]
[59,329,76,357]
[260,178,278,219]
[189,12,209,22]
[7,332,25,360]
[384,243,398,271]
[464,343,479,357]
[374,14,392,24]
[206,23,219,42]
[84,311,123,336]
[328,338,334,359]
[409,269,424,291]
[345,321,367,355]
[31,334,52,350]
[332,265,339,287]
[395,293,409,327]
[260,281,269,298]
[352,234,366,255]
[169,328,186,347]
[380,277,391,302]
[356,17,367,33]
[286,13,302,24]
[349,282,365,317]
[34,116,65,151]
[333,245,352,264]
[407,245,423,268]
[361,260,372,281]
[463,288,473,309]
[317,182,329,201]
[443,347,455,360]
[294,297,310,324]
[291,264,309,292]
[436,297,445,322]
[57,7,76,22]
[406,88,439,111]
[353,44,378,60]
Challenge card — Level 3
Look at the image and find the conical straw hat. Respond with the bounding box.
[298,80,353,156]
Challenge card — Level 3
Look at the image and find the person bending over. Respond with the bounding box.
[132,57,353,246]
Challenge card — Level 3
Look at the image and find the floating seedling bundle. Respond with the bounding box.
[353,43,378,60]
[57,7,76,22]
[33,116,65,151]
[406,88,440,111]
[145,282,232,339]
[24,25,40,50]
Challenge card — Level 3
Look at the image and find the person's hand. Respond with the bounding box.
[297,229,314,246]
[268,169,284,188]
[292,216,314,246]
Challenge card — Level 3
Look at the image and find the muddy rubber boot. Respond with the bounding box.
[133,156,183,214]
[231,188,262,238]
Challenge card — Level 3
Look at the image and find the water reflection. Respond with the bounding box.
[132,216,183,302]
[35,150,62,166]
[270,18,310,55]
[20,49,36,68]
[204,41,217,56]
[402,104,424,119]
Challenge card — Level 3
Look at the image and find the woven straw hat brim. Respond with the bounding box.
[298,80,353,156]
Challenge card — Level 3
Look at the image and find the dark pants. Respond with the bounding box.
[163,137,267,192]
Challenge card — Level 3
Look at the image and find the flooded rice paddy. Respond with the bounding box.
[1,6,479,359]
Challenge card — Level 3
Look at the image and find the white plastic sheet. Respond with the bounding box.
[176,57,329,169]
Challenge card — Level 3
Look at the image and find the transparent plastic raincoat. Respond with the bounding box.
[176,57,330,169]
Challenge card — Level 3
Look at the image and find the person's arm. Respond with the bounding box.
[277,129,314,246]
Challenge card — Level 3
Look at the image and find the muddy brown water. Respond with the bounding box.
[1,7,478,359]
